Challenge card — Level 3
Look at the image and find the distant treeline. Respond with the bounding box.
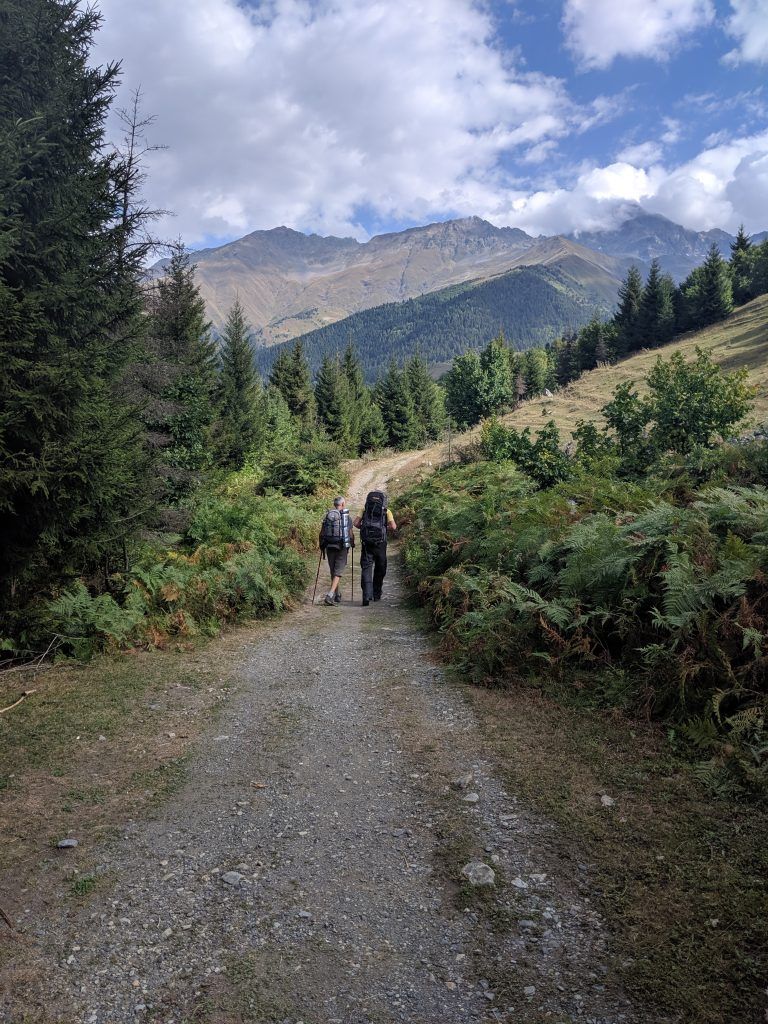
[442,233,768,428]
[255,264,614,382]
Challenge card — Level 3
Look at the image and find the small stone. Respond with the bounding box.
[221,871,244,886]
[461,861,496,887]
[600,794,616,807]
[57,838,78,849]
[490,854,500,865]
[529,872,547,882]
[98,735,107,742]
[162,927,173,939]
[450,773,474,791]
[462,792,479,804]
[519,919,537,930]
[523,985,536,997]
[297,910,312,919]
[511,877,528,889]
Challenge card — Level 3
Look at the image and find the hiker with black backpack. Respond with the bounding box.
[353,490,397,607]
[318,496,354,605]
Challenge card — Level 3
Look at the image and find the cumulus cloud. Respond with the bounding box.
[485,131,768,236]
[723,0,768,65]
[93,0,600,245]
[562,0,715,69]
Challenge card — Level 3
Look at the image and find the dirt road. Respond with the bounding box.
[0,459,648,1024]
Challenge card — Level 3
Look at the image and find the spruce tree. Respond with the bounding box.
[315,354,353,450]
[637,259,675,348]
[360,397,388,452]
[554,331,579,386]
[613,266,643,355]
[680,244,733,330]
[479,333,514,416]
[444,350,485,428]
[0,0,152,616]
[144,245,217,499]
[729,225,754,306]
[521,347,550,395]
[341,343,368,450]
[269,339,316,430]
[376,361,419,450]
[218,299,259,469]
[406,354,445,442]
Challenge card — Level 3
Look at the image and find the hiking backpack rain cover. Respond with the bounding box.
[320,508,351,550]
[360,491,388,545]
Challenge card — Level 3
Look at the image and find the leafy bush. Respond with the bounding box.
[35,458,337,658]
[261,438,346,496]
[402,458,768,793]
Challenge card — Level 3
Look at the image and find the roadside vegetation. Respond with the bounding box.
[400,348,768,1021]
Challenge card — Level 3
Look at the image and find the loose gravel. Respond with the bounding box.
[1,549,654,1024]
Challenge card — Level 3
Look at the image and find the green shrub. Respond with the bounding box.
[402,459,768,793]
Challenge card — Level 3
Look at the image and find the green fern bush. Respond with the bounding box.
[402,459,768,791]
[39,466,331,658]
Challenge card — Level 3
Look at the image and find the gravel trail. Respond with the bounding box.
[3,461,651,1023]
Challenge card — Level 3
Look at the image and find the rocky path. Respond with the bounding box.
[2,460,649,1024]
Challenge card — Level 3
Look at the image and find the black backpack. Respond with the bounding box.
[360,490,388,545]
[320,508,350,550]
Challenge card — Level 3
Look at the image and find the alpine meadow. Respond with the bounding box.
[2,2,768,1023]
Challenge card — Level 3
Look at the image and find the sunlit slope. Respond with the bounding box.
[503,294,768,437]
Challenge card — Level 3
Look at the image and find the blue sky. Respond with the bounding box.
[92,0,768,248]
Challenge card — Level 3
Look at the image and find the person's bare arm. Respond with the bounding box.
[388,515,397,532]
[353,516,362,528]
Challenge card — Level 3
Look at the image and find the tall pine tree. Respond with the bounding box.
[729,225,754,306]
[217,299,260,469]
[269,338,316,431]
[376,361,419,450]
[0,0,152,616]
[613,265,643,356]
[144,245,217,500]
[479,333,514,416]
[315,354,353,450]
[406,354,445,442]
[637,259,675,348]
[444,350,486,428]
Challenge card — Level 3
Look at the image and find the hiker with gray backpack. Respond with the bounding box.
[318,496,354,605]
[353,490,397,606]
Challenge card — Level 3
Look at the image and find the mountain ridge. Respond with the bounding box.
[159,212,761,347]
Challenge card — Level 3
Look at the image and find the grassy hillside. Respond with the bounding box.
[504,293,768,436]
[255,262,616,382]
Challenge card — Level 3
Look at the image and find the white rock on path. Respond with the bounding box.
[461,862,496,887]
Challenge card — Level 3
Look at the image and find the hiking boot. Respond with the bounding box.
[323,592,335,606]
[373,594,382,601]
[334,592,342,604]
[362,597,370,607]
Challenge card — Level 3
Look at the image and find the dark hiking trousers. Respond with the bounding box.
[360,541,387,601]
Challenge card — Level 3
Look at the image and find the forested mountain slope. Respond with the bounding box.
[256,259,617,382]
[179,217,539,342]
[501,292,768,436]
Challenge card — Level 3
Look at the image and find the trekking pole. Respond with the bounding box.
[311,552,323,604]
[350,544,354,604]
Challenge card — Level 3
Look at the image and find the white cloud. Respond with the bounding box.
[484,131,768,236]
[723,0,768,65]
[616,141,664,165]
[93,0,594,245]
[562,0,715,69]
